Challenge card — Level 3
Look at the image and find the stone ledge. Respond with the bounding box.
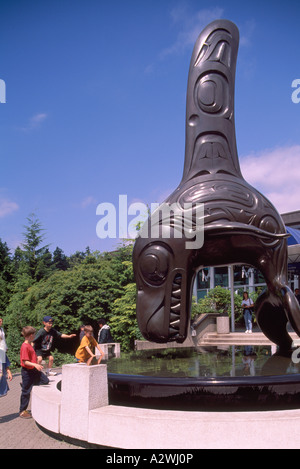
[31,374,61,434]
[31,362,300,449]
[95,342,120,357]
[89,405,300,449]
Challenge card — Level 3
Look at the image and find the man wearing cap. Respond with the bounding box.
[33,316,76,376]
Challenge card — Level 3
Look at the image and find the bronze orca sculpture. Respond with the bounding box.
[133,19,300,351]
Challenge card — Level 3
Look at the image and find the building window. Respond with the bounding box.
[214,267,228,288]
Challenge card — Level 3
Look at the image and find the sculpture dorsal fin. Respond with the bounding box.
[182,19,242,182]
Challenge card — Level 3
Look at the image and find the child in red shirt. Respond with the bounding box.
[19,326,49,419]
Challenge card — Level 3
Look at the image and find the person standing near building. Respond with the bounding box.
[241,291,254,334]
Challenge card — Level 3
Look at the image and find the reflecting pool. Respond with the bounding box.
[102,346,300,412]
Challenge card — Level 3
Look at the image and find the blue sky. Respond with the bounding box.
[1,0,300,256]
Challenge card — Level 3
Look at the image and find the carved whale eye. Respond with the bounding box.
[259,215,281,234]
[139,245,170,286]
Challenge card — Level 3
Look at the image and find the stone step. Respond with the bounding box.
[199,332,299,346]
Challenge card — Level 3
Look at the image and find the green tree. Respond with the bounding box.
[110,282,142,351]
[103,243,134,286]
[12,246,25,274]
[14,253,125,334]
[21,213,52,281]
[194,286,243,321]
[3,218,141,365]
[67,250,87,268]
[0,239,13,315]
[52,247,69,271]
[5,273,35,367]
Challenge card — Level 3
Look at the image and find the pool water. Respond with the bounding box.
[105,345,300,378]
[102,346,300,411]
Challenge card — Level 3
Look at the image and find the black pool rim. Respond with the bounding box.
[107,371,300,412]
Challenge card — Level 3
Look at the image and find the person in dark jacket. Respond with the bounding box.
[97,318,114,344]
[295,289,300,304]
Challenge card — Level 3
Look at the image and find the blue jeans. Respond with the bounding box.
[20,367,49,412]
[244,310,252,331]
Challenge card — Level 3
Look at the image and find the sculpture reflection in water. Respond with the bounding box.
[104,346,300,378]
[104,346,300,411]
[133,19,300,352]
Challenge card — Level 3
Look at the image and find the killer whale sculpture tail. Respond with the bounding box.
[133,19,300,351]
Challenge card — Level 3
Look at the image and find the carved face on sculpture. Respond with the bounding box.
[133,232,192,343]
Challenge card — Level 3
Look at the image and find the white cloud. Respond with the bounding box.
[239,19,256,47]
[145,7,224,74]
[240,145,300,214]
[21,113,48,131]
[159,7,224,59]
[80,196,97,209]
[0,198,19,218]
[30,113,47,125]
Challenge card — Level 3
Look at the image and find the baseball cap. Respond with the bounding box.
[43,316,53,323]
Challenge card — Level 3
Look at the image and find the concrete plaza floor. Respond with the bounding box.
[0,370,83,449]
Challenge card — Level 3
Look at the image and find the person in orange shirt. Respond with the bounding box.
[19,326,49,419]
[75,325,104,363]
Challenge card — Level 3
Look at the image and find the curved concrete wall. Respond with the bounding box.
[31,363,300,449]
